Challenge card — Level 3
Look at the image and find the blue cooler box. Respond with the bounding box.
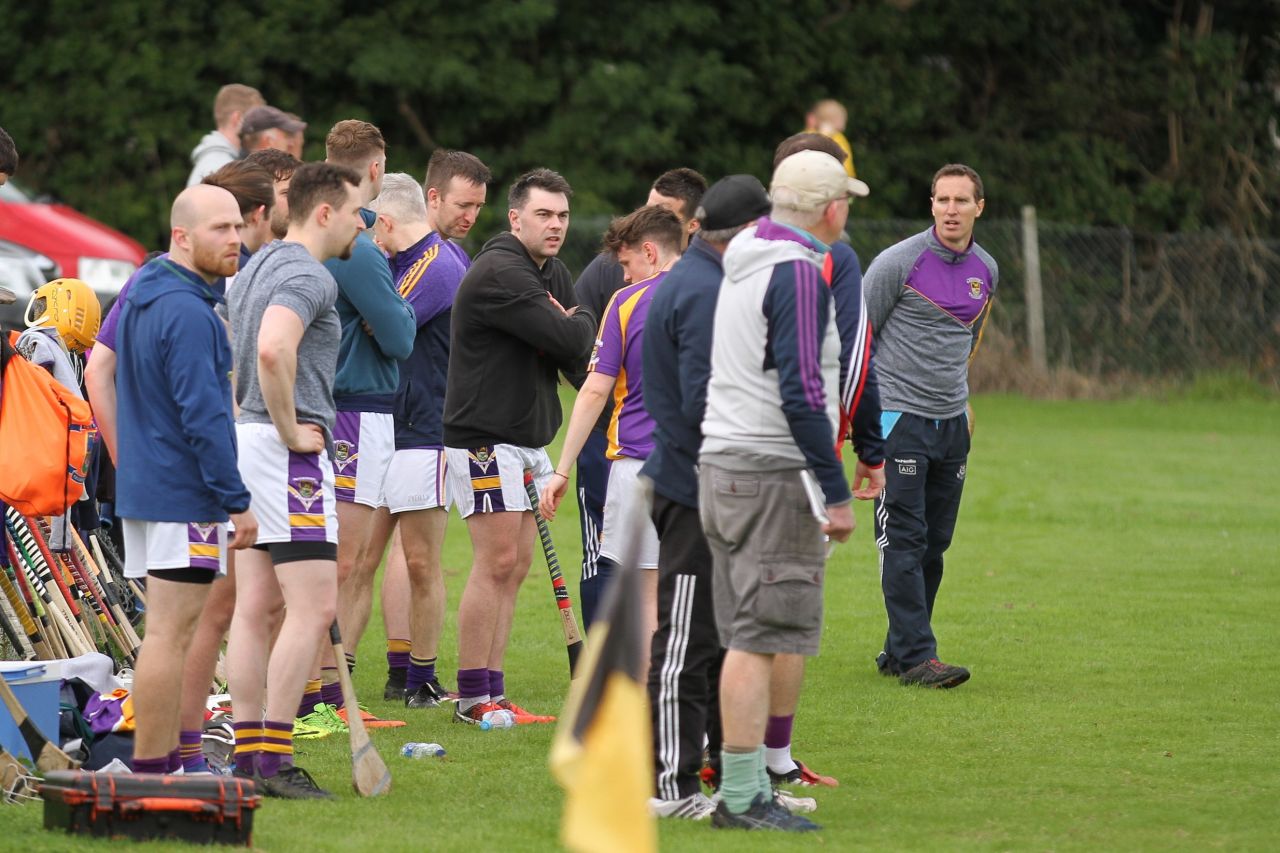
[1,662,63,763]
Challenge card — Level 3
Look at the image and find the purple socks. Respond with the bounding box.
[488,669,505,702]
[406,656,437,693]
[764,715,794,749]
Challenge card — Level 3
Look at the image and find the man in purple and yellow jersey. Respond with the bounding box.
[571,169,707,628]
[366,152,491,710]
[541,204,684,676]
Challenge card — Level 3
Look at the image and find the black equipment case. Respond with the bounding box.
[39,770,260,845]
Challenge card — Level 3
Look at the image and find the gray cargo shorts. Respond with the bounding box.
[697,462,827,656]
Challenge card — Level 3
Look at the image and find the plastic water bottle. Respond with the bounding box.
[478,709,517,730]
[400,742,446,758]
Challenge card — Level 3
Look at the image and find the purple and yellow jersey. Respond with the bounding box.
[390,231,469,450]
[589,270,667,460]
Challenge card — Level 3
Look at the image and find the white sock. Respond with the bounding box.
[459,694,490,713]
[765,745,797,774]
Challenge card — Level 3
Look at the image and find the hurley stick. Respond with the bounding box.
[328,620,391,796]
[522,471,585,678]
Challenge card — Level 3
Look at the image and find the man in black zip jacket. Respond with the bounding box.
[443,168,597,724]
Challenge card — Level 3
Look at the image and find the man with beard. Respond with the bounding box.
[367,153,490,709]
[114,184,260,775]
[225,162,363,798]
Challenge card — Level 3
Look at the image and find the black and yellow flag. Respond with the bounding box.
[550,547,656,853]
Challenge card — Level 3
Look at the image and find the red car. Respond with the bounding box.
[0,180,147,328]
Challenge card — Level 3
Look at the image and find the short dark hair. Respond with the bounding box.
[202,160,275,217]
[508,168,573,210]
[425,150,492,197]
[287,162,362,225]
[773,132,847,169]
[0,126,17,176]
[931,163,985,201]
[602,205,683,257]
[650,168,708,222]
[244,148,301,182]
[325,119,385,167]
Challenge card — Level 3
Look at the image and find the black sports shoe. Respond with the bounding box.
[899,658,970,688]
[405,683,442,709]
[876,652,903,676]
[256,765,335,800]
[711,792,821,832]
[384,667,408,701]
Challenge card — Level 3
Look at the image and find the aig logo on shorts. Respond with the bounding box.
[896,458,917,476]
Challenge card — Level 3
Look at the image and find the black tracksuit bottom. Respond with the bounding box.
[576,428,612,629]
[647,493,723,801]
[874,412,970,672]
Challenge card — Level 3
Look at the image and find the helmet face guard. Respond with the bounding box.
[25,277,101,352]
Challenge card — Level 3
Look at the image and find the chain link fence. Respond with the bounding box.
[522,211,1279,392]
[846,216,1280,390]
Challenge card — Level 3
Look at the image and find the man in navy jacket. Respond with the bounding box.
[115,184,259,775]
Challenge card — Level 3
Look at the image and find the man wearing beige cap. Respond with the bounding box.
[697,150,864,832]
[240,106,307,159]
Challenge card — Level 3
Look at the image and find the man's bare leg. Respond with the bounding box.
[176,563,236,772]
[266,561,338,725]
[380,527,413,698]
[400,507,447,705]
[132,577,211,769]
[226,547,283,775]
[456,510,525,715]
[718,649,774,813]
[342,506,395,648]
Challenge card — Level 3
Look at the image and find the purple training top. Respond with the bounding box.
[589,270,666,460]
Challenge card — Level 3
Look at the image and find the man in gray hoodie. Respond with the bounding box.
[186,84,264,187]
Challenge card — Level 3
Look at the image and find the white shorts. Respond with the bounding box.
[598,456,659,569]
[332,411,394,508]
[383,448,449,514]
[122,519,228,579]
[236,423,339,545]
[443,443,552,518]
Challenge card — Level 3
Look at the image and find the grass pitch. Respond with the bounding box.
[4,393,1277,851]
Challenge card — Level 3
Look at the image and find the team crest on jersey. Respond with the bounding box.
[289,477,321,510]
[967,277,984,300]
[333,440,355,469]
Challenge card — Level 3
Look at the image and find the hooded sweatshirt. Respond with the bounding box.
[114,258,249,522]
[443,231,597,450]
[186,130,239,187]
[700,218,850,505]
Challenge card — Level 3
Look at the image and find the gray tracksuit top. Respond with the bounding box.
[863,227,998,419]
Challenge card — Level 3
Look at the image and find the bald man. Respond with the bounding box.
[114,184,260,775]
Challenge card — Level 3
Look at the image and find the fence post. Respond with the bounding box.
[1021,205,1048,373]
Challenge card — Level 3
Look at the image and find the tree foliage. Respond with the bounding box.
[1,0,1276,252]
